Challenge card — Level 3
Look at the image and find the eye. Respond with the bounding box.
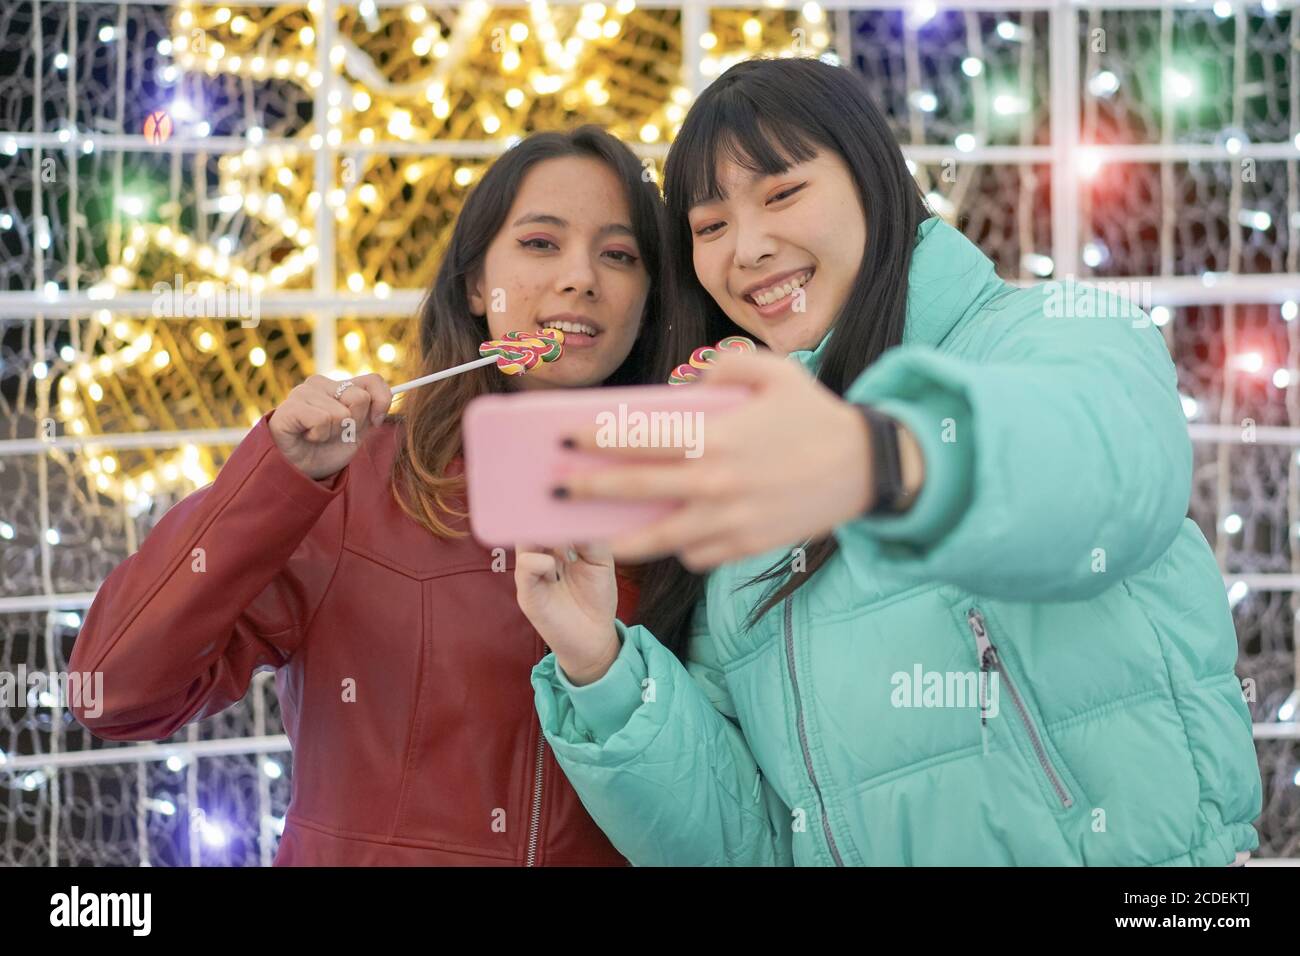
[768,183,807,204]
[518,237,557,251]
[693,221,724,237]
[604,249,639,265]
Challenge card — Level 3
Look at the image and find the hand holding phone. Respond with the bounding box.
[464,384,749,548]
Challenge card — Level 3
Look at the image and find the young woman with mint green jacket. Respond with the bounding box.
[512,58,1262,866]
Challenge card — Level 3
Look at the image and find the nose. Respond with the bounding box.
[555,250,600,301]
[732,215,777,271]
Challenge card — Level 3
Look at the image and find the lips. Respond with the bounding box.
[742,268,815,307]
[536,316,600,337]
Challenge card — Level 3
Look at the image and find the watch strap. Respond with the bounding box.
[857,404,905,515]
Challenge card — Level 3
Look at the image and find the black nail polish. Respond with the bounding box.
[551,486,569,499]
[560,437,575,449]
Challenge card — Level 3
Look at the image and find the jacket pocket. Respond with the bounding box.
[966,606,1076,812]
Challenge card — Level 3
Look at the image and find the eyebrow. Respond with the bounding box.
[510,212,637,240]
[691,167,789,211]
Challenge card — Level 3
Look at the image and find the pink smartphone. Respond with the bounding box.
[463,384,749,548]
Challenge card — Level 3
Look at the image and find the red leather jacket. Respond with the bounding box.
[69,410,630,866]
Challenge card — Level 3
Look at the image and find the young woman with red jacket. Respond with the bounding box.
[69,126,667,865]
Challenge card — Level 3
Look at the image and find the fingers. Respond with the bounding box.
[558,460,720,502]
[514,545,560,584]
[607,501,732,564]
[288,402,333,443]
[572,542,613,567]
[347,373,393,427]
[706,349,805,388]
[297,388,357,443]
[561,426,702,459]
[287,373,392,442]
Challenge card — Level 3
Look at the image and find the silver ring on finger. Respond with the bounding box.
[333,380,354,400]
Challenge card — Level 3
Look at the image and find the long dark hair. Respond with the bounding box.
[391,126,667,537]
[636,57,932,656]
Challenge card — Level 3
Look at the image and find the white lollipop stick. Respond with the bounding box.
[390,355,498,395]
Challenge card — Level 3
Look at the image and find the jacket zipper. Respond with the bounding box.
[525,643,548,867]
[783,596,845,866]
[966,607,1073,809]
[524,726,545,866]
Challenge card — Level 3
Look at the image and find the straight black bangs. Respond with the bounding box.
[666,82,824,219]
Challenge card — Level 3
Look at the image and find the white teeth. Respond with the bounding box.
[539,320,598,336]
[750,270,812,307]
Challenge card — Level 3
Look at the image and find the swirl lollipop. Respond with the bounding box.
[667,335,757,385]
[390,329,565,395]
[479,329,565,375]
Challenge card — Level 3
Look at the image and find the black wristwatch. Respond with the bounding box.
[856,404,909,515]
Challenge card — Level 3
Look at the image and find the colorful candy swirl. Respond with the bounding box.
[667,335,757,384]
[479,329,565,376]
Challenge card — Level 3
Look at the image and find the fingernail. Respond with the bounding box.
[560,437,575,449]
[551,486,569,499]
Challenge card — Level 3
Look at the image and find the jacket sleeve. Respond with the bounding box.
[68,410,348,740]
[833,282,1190,601]
[531,600,792,866]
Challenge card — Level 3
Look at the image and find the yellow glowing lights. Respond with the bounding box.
[388,109,414,138]
[77,0,818,509]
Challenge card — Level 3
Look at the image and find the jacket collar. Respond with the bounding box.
[786,216,1002,373]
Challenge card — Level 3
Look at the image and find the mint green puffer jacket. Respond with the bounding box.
[531,216,1262,866]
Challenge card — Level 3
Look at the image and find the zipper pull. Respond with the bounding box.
[967,608,994,755]
[967,607,994,661]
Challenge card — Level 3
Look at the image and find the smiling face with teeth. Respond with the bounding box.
[686,148,867,356]
[467,156,651,389]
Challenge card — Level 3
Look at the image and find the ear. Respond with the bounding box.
[466,266,486,317]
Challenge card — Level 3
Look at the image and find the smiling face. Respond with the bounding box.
[467,155,650,389]
[686,147,867,356]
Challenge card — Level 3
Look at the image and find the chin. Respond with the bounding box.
[525,366,612,390]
